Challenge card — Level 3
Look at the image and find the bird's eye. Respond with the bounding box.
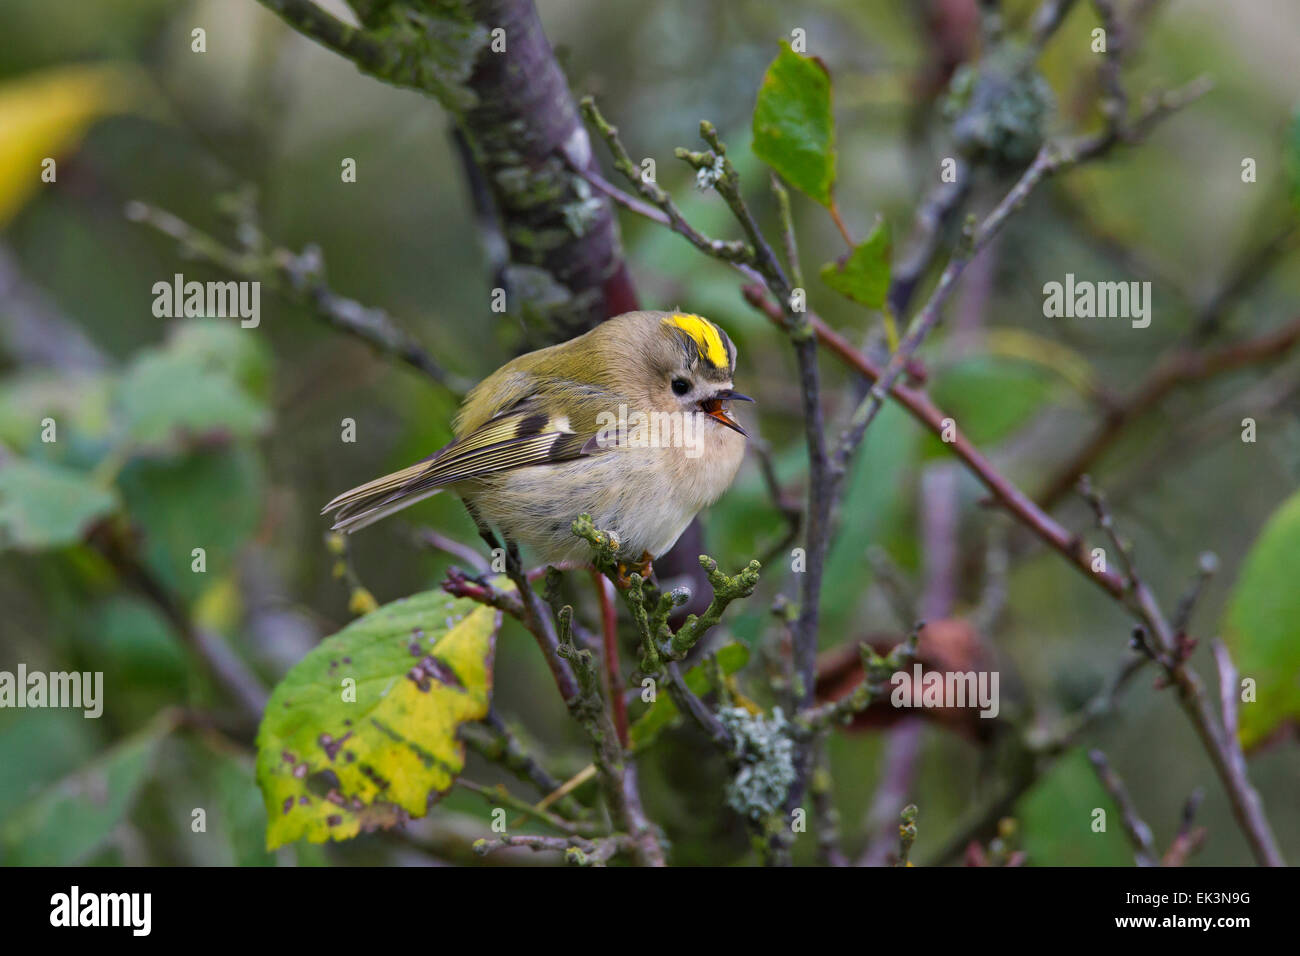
[671,377,691,396]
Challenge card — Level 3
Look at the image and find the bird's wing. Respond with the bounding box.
[417,399,594,484]
[322,396,601,532]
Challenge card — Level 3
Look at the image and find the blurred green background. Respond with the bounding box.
[0,0,1297,866]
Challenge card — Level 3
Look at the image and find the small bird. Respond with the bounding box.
[322,311,751,572]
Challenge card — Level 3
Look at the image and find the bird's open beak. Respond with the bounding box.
[700,391,751,436]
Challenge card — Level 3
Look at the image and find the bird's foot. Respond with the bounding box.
[614,551,654,590]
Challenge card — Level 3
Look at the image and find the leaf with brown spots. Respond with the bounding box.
[255,587,503,849]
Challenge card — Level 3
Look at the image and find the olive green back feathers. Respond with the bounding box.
[322,311,738,534]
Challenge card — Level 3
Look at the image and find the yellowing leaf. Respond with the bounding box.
[0,64,141,228]
[255,588,503,849]
[1222,490,1300,750]
[192,572,242,634]
[982,328,1097,400]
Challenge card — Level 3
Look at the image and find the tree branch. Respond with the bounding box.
[1079,481,1284,866]
[1037,315,1300,508]
[1088,749,1159,866]
[255,0,637,340]
[125,200,468,391]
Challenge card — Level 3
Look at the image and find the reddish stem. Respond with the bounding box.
[592,570,629,748]
[742,285,1126,599]
[828,199,855,249]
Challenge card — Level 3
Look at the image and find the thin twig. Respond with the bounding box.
[577,100,757,271]
[1162,788,1207,867]
[463,710,586,820]
[1172,552,1218,637]
[457,779,595,837]
[1079,483,1284,866]
[859,719,925,866]
[797,631,920,734]
[592,571,629,748]
[810,741,848,866]
[1192,222,1298,339]
[92,524,268,721]
[415,527,490,573]
[663,662,733,750]
[896,804,919,867]
[255,0,392,75]
[825,75,1212,490]
[888,168,971,318]
[125,200,468,391]
[1088,749,1159,866]
[473,832,623,866]
[1037,315,1300,508]
[443,567,525,620]
[1030,0,1081,50]
[743,289,1128,599]
[751,438,802,566]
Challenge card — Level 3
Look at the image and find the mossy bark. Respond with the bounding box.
[329,0,637,342]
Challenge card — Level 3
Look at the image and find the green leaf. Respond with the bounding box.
[0,371,114,455]
[1016,749,1135,865]
[822,403,915,639]
[75,596,189,725]
[215,752,281,866]
[752,42,836,206]
[165,319,273,402]
[705,440,803,562]
[116,446,263,600]
[116,336,269,453]
[0,457,118,550]
[819,218,892,308]
[630,643,749,750]
[256,588,502,849]
[925,356,1055,450]
[1222,490,1300,750]
[0,710,99,821]
[195,744,281,867]
[0,714,175,865]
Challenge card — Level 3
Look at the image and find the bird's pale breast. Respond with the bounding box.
[460,425,744,565]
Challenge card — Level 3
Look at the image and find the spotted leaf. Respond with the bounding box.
[255,587,502,849]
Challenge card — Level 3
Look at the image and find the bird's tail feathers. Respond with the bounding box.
[322,462,445,533]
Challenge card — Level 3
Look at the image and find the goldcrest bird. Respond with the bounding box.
[322,310,751,570]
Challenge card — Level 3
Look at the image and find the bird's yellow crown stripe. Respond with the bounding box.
[663,313,727,368]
